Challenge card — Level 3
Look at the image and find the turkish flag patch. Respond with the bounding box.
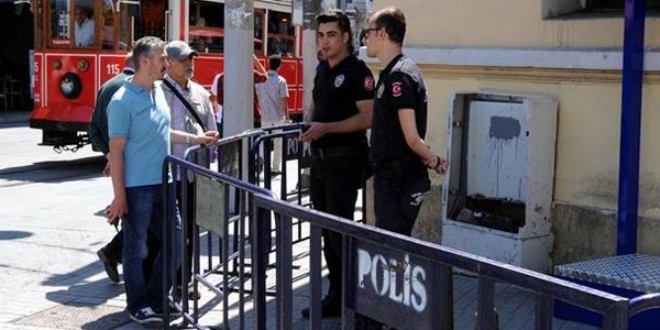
[392,82,402,97]
[364,76,374,90]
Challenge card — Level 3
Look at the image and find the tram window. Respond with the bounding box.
[50,0,71,46]
[189,0,224,54]
[73,1,95,47]
[267,11,294,57]
[101,0,115,49]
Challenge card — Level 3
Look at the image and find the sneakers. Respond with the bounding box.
[174,285,202,300]
[97,248,120,283]
[301,296,341,319]
[153,302,182,319]
[129,306,162,325]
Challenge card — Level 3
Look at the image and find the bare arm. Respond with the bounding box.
[107,137,127,222]
[170,129,217,145]
[280,97,289,120]
[299,99,373,142]
[398,109,447,175]
[253,55,267,76]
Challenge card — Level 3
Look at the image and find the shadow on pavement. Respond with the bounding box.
[0,230,33,240]
[0,156,105,183]
[45,276,125,305]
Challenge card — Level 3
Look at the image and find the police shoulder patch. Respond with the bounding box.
[364,76,374,91]
[392,81,402,97]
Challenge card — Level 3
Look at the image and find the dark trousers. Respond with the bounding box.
[309,154,365,299]
[104,229,159,274]
[105,230,124,263]
[373,159,430,236]
[176,180,196,286]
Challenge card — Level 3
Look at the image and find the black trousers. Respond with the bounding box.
[373,159,430,236]
[105,229,124,263]
[176,180,196,286]
[309,154,366,299]
[103,227,160,279]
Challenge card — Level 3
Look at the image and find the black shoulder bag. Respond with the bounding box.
[162,79,206,131]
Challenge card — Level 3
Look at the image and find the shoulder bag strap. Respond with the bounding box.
[162,79,206,132]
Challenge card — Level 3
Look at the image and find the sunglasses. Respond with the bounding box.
[360,27,380,41]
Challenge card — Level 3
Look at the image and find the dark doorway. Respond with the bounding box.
[0,1,34,111]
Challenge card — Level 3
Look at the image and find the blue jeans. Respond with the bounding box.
[122,184,181,313]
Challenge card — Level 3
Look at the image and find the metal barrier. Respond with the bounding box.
[248,123,367,232]
[160,130,272,330]
[158,129,660,330]
[250,195,660,330]
[162,154,276,330]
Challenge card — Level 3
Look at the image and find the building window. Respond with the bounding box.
[543,0,660,18]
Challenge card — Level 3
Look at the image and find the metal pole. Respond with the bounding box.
[224,0,254,137]
[302,0,320,121]
[617,0,646,255]
[224,0,254,184]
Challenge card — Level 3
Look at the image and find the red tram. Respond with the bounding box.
[29,0,304,151]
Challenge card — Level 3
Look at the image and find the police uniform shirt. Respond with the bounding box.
[371,54,428,163]
[312,55,375,148]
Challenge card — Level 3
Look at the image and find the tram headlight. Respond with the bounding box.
[77,59,89,71]
[59,73,82,100]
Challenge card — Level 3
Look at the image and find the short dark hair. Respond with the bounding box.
[373,7,406,46]
[315,9,354,54]
[132,36,165,72]
[269,54,282,70]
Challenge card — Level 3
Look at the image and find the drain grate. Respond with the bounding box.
[14,303,129,330]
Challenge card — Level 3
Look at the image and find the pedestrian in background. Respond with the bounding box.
[299,9,374,319]
[255,54,289,176]
[89,52,135,284]
[211,55,268,132]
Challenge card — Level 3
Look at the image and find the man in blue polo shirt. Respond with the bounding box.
[106,36,180,327]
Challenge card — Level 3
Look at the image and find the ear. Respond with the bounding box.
[342,31,350,45]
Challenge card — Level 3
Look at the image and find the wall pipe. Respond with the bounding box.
[617,0,646,255]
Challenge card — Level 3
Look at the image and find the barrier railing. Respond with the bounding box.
[160,129,272,330]
[160,130,660,330]
[250,195,660,330]
[162,154,276,330]
[248,122,367,228]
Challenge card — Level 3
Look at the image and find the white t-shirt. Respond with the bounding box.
[75,18,94,46]
[210,72,223,123]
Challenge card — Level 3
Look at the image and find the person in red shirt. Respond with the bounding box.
[211,55,267,132]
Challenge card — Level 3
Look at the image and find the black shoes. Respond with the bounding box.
[97,248,120,283]
[174,285,201,301]
[301,296,341,319]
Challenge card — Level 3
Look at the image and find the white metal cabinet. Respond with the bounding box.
[442,92,558,273]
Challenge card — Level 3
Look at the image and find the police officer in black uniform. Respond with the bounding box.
[299,9,375,318]
[363,7,447,236]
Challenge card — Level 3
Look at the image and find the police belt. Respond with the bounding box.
[311,145,363,160]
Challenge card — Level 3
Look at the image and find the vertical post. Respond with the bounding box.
[224,0,254,137]
[438,265,454,330]
[225,0,254,203]
[617,0,646,255]
[302,0,321,121]
[252,203,269,330]
[475,276,497,330]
